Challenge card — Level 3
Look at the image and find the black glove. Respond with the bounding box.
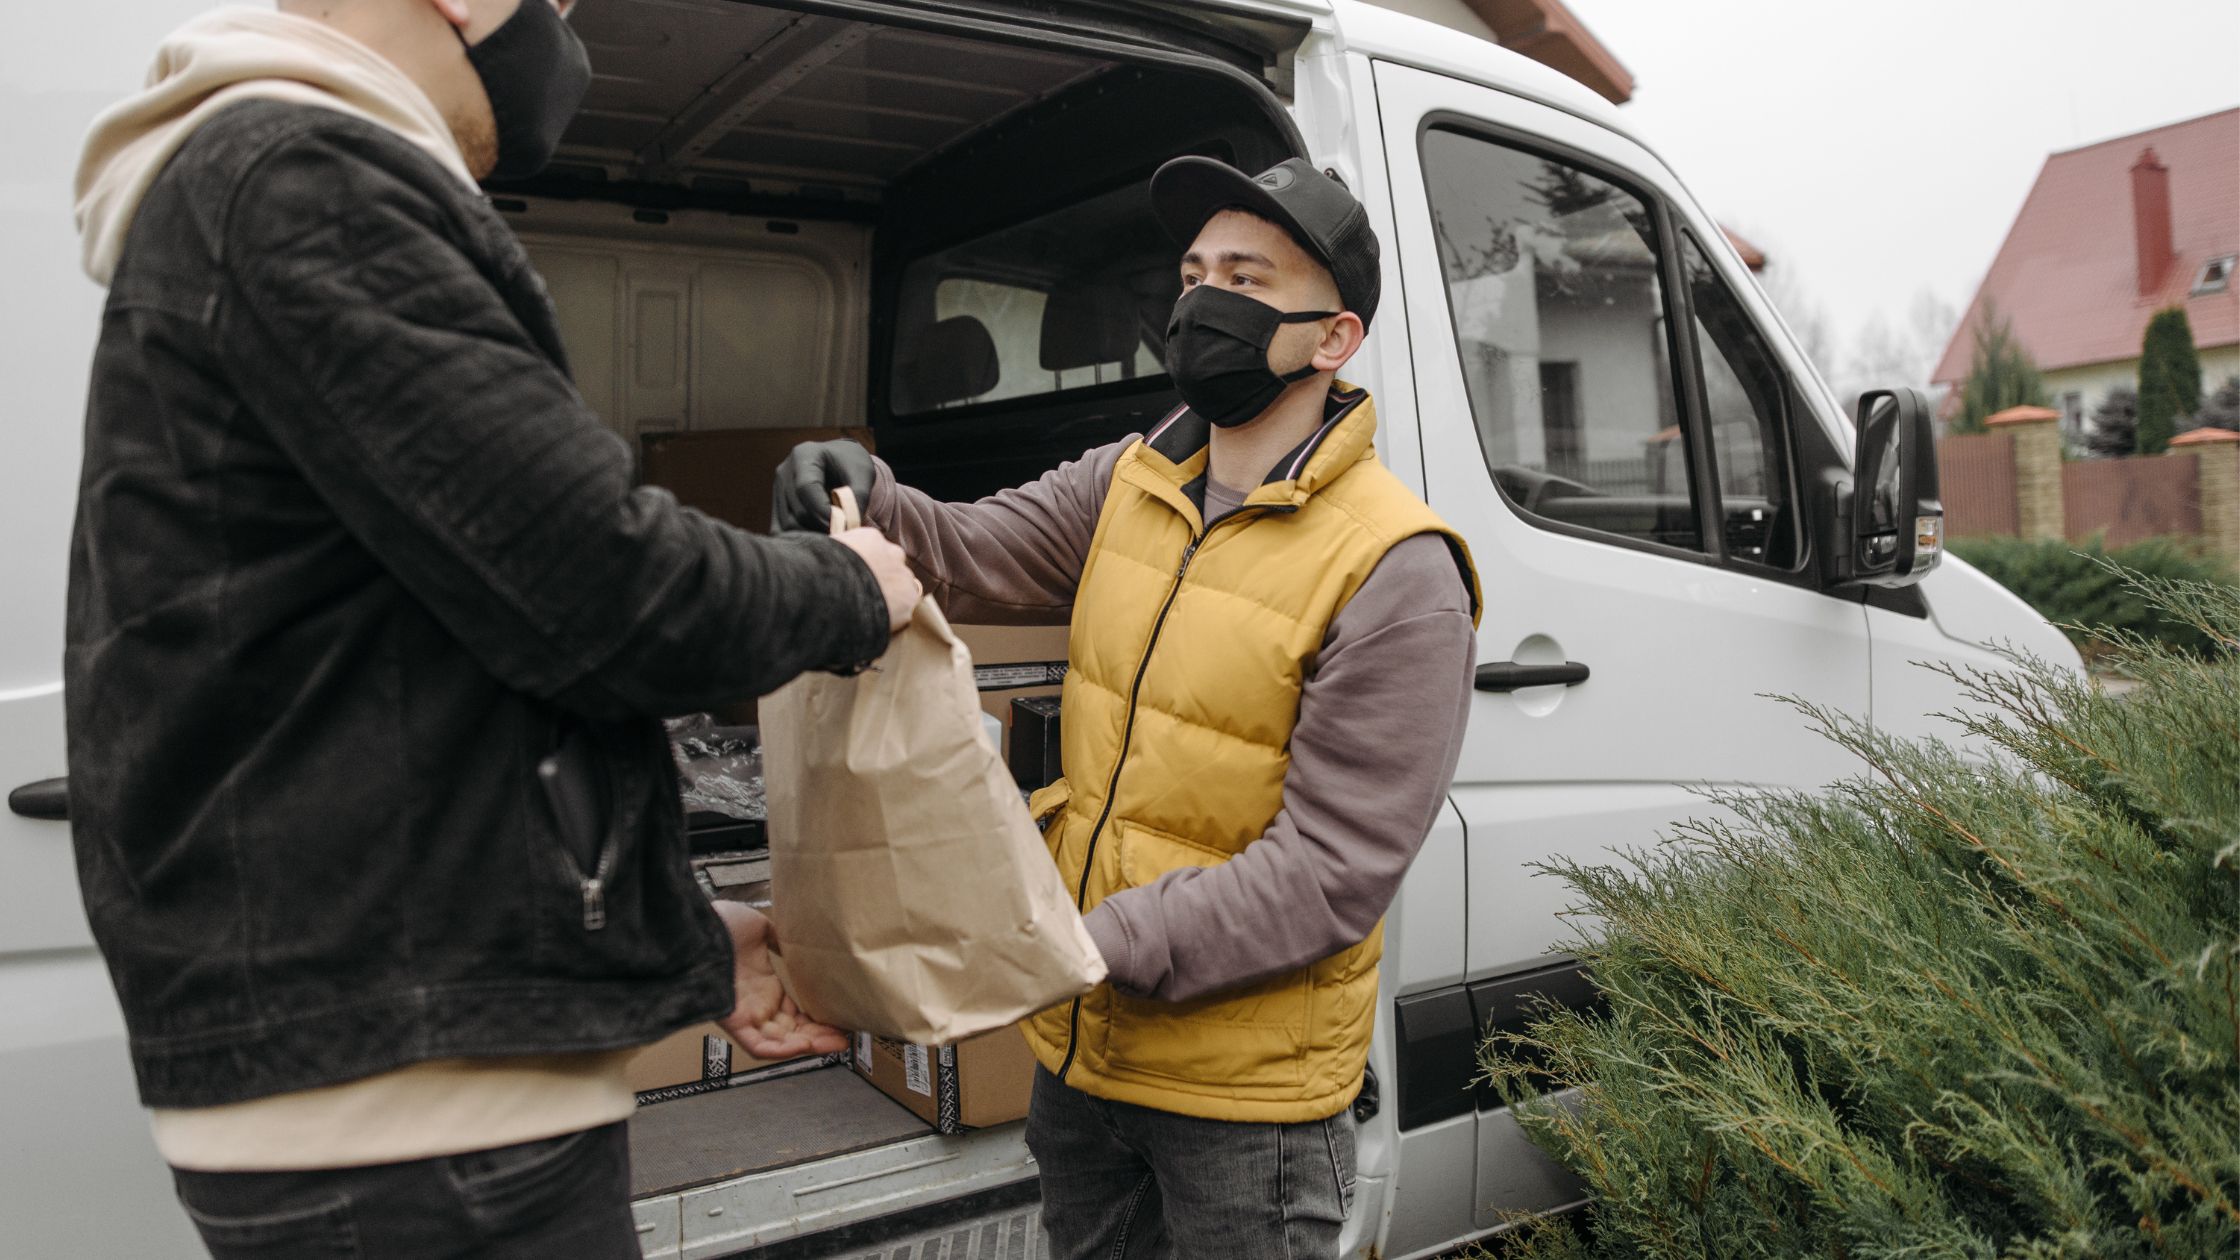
[771,439,877,534]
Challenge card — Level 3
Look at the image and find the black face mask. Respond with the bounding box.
[456,1,593,181]
[1163,285,1336,428]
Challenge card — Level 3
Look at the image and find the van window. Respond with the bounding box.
[890,181,1175,415]
[1680,233,1802,569]
[1422,128,1701,553]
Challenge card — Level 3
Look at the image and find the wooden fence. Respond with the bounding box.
[1937,433,2019,538]
[1934,411,2238,559]
[2062,456,2200,547]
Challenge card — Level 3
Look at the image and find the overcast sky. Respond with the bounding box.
[1568,0,2240,379]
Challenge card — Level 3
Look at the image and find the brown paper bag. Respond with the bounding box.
[759,490,1106,1044]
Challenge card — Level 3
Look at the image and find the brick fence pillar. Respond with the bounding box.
[1986,405,2064,540]
[2172,427,2240,563]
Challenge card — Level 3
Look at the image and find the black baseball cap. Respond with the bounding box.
[1150,156,1381,329]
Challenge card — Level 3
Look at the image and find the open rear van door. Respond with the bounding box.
[1370,58,1876,1244]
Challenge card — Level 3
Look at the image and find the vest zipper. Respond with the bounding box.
[1055,531,1204,1084]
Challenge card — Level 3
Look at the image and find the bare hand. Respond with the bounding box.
[711,900,848,1060]
[833,526,921,635]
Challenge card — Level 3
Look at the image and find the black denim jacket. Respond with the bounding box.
[67,101,889,1109]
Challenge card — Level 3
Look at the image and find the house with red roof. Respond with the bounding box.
[1932,109,2240,443]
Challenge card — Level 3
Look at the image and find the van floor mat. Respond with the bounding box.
[629,1065,928,1197]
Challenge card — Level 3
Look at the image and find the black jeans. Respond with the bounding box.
[1025,1067,1356,1259]
[170,1122,640,1259]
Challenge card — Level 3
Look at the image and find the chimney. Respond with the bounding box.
[2132,146,2174,297]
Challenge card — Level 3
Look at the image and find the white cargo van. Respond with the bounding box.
[2,0,2074,1255]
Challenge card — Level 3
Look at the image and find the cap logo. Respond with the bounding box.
[1256,167,1296,190]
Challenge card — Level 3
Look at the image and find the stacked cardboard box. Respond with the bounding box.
[852,1023,1037,1134]
[625,1024,771,1103]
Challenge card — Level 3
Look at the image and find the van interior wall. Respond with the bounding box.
[513,205,871,449]
[486,0,1298,516]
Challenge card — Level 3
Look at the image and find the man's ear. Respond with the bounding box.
[1310,312,1367,373]
[427,0,474,31]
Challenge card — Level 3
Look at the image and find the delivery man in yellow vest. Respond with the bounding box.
[775,157,1481,1256]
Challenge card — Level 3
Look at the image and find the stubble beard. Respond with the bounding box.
[449,100,500,182]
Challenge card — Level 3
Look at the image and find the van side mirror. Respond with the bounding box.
[1830,386,1943,588]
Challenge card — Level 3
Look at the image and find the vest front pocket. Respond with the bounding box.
[1097,821,1308,1089]
[1028,779,1073,863]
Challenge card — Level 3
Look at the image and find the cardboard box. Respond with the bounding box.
[953,623,1070,733]
[639,425,875,534]
[625,1023,779,1102]
[852,1023,1037,1133]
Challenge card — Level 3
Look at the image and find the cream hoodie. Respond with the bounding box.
[75,5,480,286]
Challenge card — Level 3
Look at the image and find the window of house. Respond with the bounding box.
[2194,255,2235,296]
[1423,128,1701,553]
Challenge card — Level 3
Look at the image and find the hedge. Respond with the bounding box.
[1482,569,2240,1259]
[1949,534,2233,662]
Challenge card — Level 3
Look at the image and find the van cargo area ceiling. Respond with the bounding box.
[550,0,1105,203]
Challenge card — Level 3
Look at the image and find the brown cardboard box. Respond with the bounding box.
[625,1023,783,1102]
[852,1023,1037,1133]
[953,623,1070,733]
[627,859,790,1101]
[639,425,875,533]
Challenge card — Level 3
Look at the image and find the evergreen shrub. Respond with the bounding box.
[2136,308,2202,456]
[2082,386,2138,459]
[1951,302,2048,437]
[1482,571,2240,1260]
[2198,375,2240,431]
[1948,536,2233,662]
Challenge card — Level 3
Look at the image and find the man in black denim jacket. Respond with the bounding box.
[66,1,917,1253]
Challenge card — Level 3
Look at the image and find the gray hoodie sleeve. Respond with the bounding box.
[862,441,1131,626]
[1080,536,1478,1002]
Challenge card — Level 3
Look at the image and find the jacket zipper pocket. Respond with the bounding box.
[579,851,613,932]
[538,745,617,932]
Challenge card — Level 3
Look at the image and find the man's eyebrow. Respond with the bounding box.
[1178,249,1281,270]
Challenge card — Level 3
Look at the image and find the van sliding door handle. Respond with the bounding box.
[9,777,68,821]
[1474,661,1590,691]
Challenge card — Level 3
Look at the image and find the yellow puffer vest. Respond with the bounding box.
[1022,384,1482,1122]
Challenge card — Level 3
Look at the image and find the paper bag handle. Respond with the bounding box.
[828,485,863,535]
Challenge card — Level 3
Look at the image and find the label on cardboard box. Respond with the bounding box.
[627,1023,786,1103]
[851,1025,1037,1134]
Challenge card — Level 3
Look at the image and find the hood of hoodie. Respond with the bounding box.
[76,6,481,286]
